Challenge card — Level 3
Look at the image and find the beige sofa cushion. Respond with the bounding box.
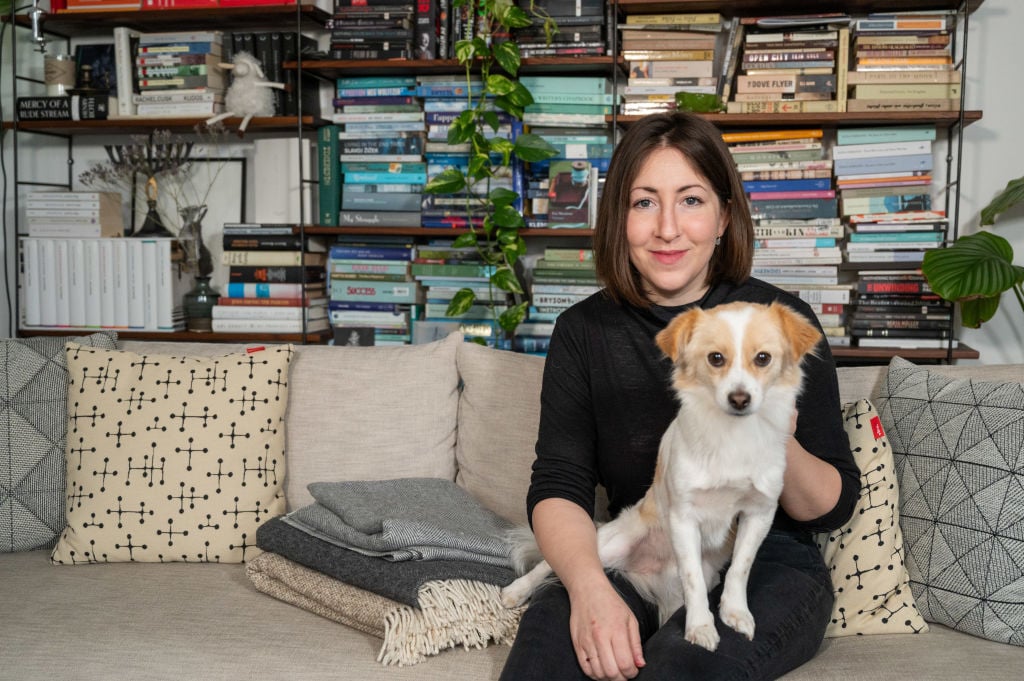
[455,342,545,526]
[121,333,462,511]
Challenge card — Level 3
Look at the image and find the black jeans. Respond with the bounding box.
[500,530,833,681]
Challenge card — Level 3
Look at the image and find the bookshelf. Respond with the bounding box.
[5,1,985,361]
[5,4,331,344]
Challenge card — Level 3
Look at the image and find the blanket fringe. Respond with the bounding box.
[378,580,524,666]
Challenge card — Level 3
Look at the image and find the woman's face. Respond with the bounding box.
[626,146,728,307]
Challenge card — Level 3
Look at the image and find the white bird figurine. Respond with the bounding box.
[205,51,285,134]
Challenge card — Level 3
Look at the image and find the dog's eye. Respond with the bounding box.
[707,352,725,367]
[754,352,772,367]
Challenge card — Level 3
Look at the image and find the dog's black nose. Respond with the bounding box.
[728,391,750,411]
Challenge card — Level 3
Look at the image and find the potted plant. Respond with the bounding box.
[423,0,559,340]
[921,176,1024,328]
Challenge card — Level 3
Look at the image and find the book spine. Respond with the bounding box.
[329,280,421,303]
[225,282,319,298]
[228,266,327,284]
[113,27,138,117]
[222,235,308,250]
[220,251,320,266]
[318,124,341,227]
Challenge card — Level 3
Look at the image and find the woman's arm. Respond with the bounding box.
[780,430,843,522]
[532,497,646,681]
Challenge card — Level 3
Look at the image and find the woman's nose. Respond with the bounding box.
[656,206,680,240]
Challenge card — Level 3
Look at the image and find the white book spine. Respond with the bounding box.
[111,239,130,328]
[83,239,103,327]
[67,238,87,328]
[98,239,116,329]
[21,238,42,327]
[53,239,71,327]
[126,239,146,329]
[37,239,57,327]
[142,240,159,330]
[830,140,932,160]
[113,27,139,117]
[211,305,325,321]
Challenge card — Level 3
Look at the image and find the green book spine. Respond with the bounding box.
[318,124,340,227]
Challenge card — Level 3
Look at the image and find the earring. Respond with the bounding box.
[714,236,722,246]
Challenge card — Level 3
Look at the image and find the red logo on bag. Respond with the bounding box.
[870,416,885,440]
[246,346,266,354]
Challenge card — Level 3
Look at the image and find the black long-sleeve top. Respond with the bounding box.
[526,277,860,536]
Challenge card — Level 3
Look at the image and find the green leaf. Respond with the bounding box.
[424,168,466,195]
[491,267,524,294]
[959,295,1002,329]
[467,153,490,180]
[980,176,1024,225]
[455,39,475,64]
[446,288,478,317]
[481,110,501,132]
[503,82,535,108]
[493,204,524,228]
[486,73,517,97]
[921,231,1021,303]
[489,187,518,208]
[493,40,522,76]
[514,134,559,163]
[501,236,527,265]
[452,232,479,249]
[472,36,490,58]
[499,302,529,334]
[489,136,514,165]
[494,96,524,121]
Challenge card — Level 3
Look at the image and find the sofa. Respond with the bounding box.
[1,332,1021,680]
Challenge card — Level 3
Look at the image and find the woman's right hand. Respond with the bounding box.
[568,579,646,681]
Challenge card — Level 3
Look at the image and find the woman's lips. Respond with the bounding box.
[651,250,685,265]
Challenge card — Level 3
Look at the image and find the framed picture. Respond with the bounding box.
[74,42,116,92]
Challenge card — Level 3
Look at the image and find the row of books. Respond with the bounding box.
[19,236,188,331]
[64,0,306,10]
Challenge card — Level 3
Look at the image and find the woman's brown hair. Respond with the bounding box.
[593,111,754,307]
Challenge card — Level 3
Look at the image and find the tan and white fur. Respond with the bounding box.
[501,301,823,651]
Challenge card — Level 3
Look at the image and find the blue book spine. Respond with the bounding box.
[335,86,418,98]
[848,231,944,243]
[836,125,937,145]
[328,245,413,260]
[330,280,420,303]
[335,76,416,88]
[344,172,428,184]
[749,198,839,220]
[531,157,611,174]
[548,143,615,160]
[341,162,427,173]
[755,237,838,248]
[519,76,611,95]
[328,300,412,312]
[138,44,219,55]
[833,153,934,176]
[743,178,832,193]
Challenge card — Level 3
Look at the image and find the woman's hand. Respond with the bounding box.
[568,579,645,681]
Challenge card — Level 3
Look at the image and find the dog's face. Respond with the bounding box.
[655,302,822,416]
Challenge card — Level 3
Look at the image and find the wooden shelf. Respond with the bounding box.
[6,5,329,34]
[616,111,983,128]
[297,56,617,79]
[833,343,979,363]
[18,328,330,344]
[302,226,594,238]
[614,0,983,14]
[5,116,316,136]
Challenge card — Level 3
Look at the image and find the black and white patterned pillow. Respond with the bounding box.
[0,332,118,552]
[877,357,1024,646]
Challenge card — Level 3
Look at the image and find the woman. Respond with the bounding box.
[500,112,860,681]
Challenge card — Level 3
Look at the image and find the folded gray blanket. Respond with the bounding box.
[281,478,514,567]
[256,515,516,608]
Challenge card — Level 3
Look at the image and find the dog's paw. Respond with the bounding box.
[684,622,720,651]
[720,606,756,640]
[500,581,532,608]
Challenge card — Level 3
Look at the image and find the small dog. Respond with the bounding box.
[501,301,822,651]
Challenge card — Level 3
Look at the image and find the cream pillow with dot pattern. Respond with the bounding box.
[51,343,292,564]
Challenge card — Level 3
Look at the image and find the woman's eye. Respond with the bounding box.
[754,352,772,367]
[633,197,655,209]
[682,196,703,207]
[707,352,725,367]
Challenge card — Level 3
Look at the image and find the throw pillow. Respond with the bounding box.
[1,332,118,553]
[876,356,1024,646]
[50,343,293,564]
[815,399,928,637]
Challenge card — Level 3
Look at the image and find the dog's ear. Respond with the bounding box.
[655,308,703,360]
[769,303,823,362]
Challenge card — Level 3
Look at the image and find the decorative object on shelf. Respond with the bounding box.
[921,174,1024,328]
[178,204,220,332]
[79,127,232,243]
[205,51,285,135]
[423,0,558,340]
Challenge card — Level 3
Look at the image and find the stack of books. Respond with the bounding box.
[847,12,959,112]
[212,223,329,334]
[527,248,601,324]
[850,271,954,350]
[223,31,319,117]
[620,11,723,116]
[418,75,505,230]
[834,125,943,267]
[326,76,426,229]
[20,236,186,332]
[326,3,415,60]
[24,191,123,238]
[133,30,225,117]
[328,236,421,345]
[513,0,608,58]
[411,241,506,343]
[724,14,850,114]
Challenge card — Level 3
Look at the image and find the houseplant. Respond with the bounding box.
[921,175,1024,328]
[423,0,559,338]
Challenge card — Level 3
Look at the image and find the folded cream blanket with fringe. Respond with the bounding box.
[247,551,524,666]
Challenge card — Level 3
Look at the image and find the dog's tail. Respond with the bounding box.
[504,526,543,575]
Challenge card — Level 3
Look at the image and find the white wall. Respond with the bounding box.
[2,2,1023,364]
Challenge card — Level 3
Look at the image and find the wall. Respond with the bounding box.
[1,1,1022,364]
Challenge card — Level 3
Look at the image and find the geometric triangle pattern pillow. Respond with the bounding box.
[0,332,118,553]
[815,399,929,637]
[51,343,293,565]
[876,356,1024,646]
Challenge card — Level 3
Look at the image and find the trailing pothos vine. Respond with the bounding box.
[423,0,559,340]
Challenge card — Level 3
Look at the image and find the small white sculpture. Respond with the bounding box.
[205,51,285,134]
